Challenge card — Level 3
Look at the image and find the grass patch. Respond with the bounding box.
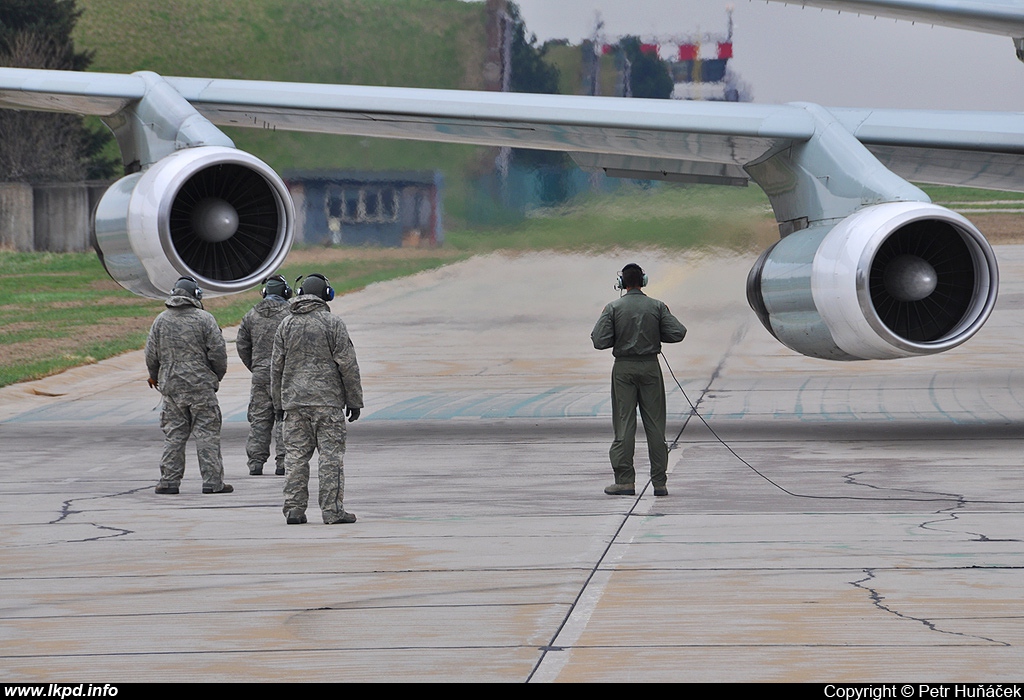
[447,183,778,253]
[0,334,150,388]
[0,185,774,388]
[920,185,1024,203]
[0,248,464,388]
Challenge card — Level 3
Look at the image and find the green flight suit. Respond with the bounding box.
[591,288,686,487]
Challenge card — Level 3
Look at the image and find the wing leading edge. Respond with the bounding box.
[0,68,808,174]
[2,67,1024,192]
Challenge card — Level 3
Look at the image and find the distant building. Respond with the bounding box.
[286,170,443,248]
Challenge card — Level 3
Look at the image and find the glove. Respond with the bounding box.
[147,377,158,390]
[276,410,285,421]
[346,407,360,422]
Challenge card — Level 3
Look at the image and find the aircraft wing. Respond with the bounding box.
[0,68,804,171]
[829,106,1024,189]
[765,0,1024,37]
[3,68,1024,191]
[0,66,1008,362]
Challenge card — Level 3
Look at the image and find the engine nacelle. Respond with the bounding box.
[746,202,998,360]
[93,146,294,299]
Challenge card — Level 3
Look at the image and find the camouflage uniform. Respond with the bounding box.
[237,295,290,474]
[271,294,363,523]
[591,289,686,489]
[145,293,228,491]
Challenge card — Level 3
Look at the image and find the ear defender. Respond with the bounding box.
[615,265,648,290]
[173,276,203,300]
[315,273,335,301]
[297,273,334,301]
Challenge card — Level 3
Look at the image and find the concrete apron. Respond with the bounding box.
[1,249,1023,682]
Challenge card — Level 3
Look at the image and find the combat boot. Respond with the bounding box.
[202,484,233,494]
[604,482,635,496]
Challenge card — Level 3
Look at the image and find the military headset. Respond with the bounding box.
[173,276,203,300]
[261,274,293,299]
[615,264,648,290]
[295,273,335,301]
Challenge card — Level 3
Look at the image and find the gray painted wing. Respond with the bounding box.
[766,0,1024,37]
[831,106,1024,189]
[0,68,142,115]
[3,67,1024,190]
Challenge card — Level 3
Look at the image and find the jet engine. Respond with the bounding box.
[746,202,998,360]
[93,146,294,299]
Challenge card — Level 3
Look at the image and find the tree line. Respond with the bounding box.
[0,0,117,183]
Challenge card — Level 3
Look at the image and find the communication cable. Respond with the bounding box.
[660,352,1024,505]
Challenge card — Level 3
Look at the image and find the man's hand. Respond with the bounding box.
[346,407,360,422]
[147,377,158,390]
[276,410,285,422]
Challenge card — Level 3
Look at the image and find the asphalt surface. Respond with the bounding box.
[1,249,1022,682]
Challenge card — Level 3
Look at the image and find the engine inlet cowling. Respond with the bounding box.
[746,202,998,361]
[93,146,294,299]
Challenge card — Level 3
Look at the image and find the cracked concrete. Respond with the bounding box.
[1,249,1023,681]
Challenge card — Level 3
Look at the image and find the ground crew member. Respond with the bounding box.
[591,263,686,497]
[146,276,232,495]
[271,273,363,525]
[237,274,292,476]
